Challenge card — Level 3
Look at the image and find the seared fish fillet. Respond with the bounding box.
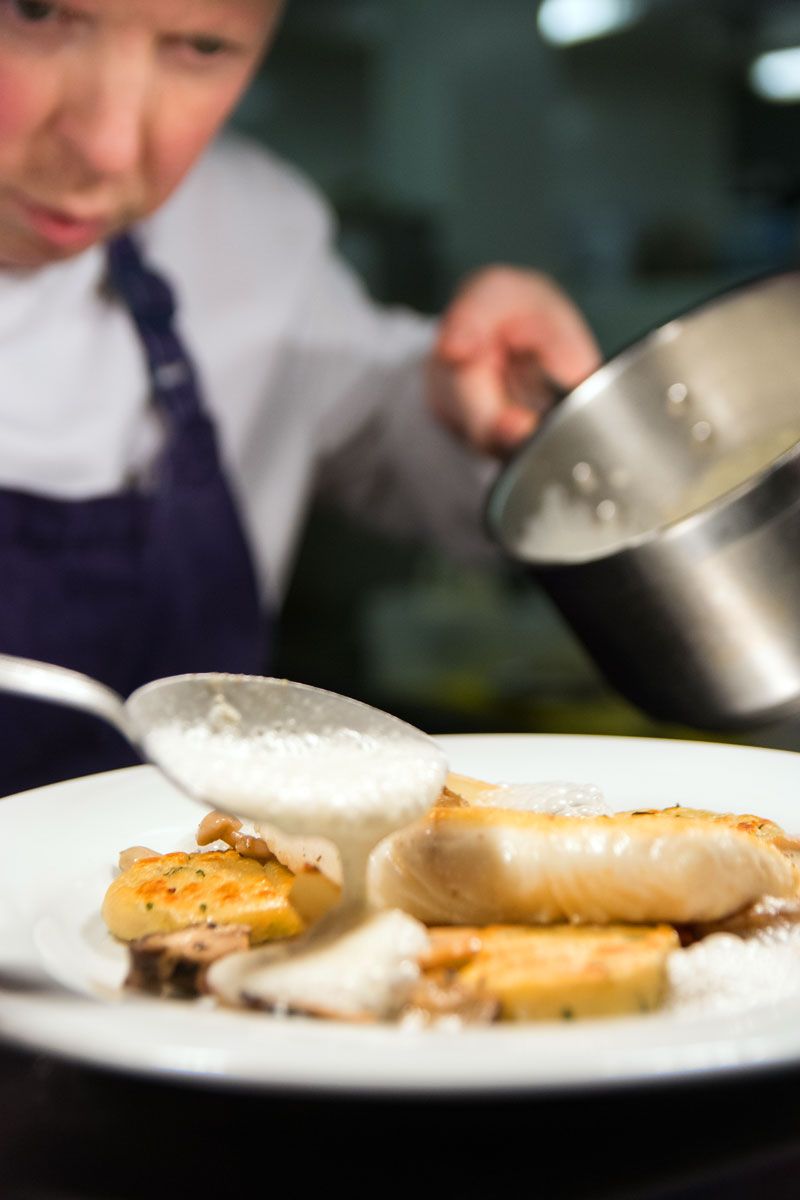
[369,806,800,925]
[422,924,679,1020]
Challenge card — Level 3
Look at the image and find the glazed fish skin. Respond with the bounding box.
[368,807,800,926]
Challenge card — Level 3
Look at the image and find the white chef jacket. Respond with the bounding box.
[0,134,497,607]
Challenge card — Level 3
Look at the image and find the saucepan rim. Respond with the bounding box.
[485,267,800,570]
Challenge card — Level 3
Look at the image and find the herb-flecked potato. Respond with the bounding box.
[424,923,680,1020]
[102,849,305,943]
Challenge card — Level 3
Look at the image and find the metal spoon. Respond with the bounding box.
[0,650,443,790]
[0,653,449,1015]
[0,652,447,914]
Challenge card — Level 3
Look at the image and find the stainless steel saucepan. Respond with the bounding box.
[487,271,800,730]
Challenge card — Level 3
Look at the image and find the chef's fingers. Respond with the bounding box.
[498,309,600,391]
[432,267,600,458]
[428,353,539,459]
[436,267,601,391]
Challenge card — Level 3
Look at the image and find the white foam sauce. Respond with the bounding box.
[518,483,638,562]
[145,724,447,901]
[145,725,446,836]
[665,928,800,1017]
[209,908,430,1020]
[667,426,800,523]
[144,718,446,1018]
[476,781,611,817]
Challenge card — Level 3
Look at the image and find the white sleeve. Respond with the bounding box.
[285,248,500,563]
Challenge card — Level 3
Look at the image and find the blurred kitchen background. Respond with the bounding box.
[231,0,800,746]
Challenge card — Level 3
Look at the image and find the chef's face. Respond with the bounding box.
[0,0,284,266]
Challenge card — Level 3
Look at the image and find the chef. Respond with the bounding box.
[0,0,599,793]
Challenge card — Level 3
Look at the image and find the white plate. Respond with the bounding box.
[3,733,800,1095]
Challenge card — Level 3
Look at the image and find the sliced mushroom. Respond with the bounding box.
[125,923,250,997]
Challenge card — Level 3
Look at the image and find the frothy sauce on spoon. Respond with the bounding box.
[143,699,447,1017]
[145,721,447,913]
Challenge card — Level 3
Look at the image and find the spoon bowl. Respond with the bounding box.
[0,654,448,913]
[0,654,445,815]
[130,672,445,825]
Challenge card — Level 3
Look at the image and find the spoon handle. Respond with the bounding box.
[0,653,136,746]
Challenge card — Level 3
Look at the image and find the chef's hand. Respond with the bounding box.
[429,266,601,458]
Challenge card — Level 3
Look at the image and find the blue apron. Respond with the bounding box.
[0,234,267,795]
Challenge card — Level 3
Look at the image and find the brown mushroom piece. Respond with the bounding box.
[125,923,251,997]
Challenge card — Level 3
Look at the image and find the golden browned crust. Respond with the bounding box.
[426,924,679,1020]
[102,849,305,943]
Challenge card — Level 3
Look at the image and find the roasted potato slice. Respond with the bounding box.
[102,849,305,943]
[427,924,679,1021]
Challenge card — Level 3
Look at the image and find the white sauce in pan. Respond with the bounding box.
[517,427,800,563]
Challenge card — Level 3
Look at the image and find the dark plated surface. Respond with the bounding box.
[2,1041,800,1199]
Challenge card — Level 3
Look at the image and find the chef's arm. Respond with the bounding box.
[297,252,597,560]
[315,338,501,563]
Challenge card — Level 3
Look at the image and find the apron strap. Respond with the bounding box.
[106,233,203,423]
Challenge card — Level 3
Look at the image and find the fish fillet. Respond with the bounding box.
[368,805,800,925]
